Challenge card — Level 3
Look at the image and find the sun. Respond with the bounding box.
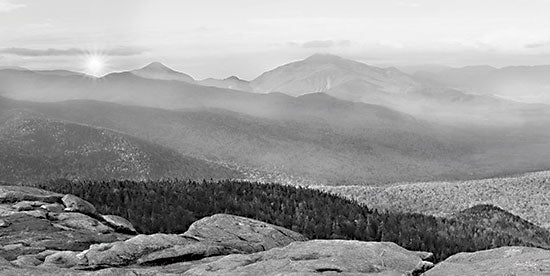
[80,49,109,77]
[85,54,106,77]
[87,56,104,75]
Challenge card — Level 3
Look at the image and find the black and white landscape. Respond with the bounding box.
[1,1,549,275]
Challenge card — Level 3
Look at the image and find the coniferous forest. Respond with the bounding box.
[37,179,549,262]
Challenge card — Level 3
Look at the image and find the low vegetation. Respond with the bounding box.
[36,179,550,262]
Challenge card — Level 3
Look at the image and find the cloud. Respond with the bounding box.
[0,0,25,12]
[0,46,148,57]
[105,47,149,56]
[0,48,82,56]
[299,40,352,48]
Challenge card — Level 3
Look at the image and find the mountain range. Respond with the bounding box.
[0,54,549,185]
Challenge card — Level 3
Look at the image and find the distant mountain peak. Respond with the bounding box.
[131,62,195,83]
[141,62,174,71]
[225,75,244,81]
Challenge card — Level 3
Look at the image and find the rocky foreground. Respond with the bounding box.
[0,185,549,275]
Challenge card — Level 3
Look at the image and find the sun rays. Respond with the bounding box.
[81,49,109,77]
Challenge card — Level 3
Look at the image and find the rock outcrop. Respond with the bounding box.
[0,185,134,266]
[183,214,307,253]
[424,246,550,276]
[74,214,307,269]
[184,240,432,275]
[0,186,63,204]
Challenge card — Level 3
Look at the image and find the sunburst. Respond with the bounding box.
[81,49,109,77]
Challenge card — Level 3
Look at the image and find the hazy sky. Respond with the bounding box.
[2,0,550,79]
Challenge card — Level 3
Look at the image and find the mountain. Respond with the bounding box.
[414,65,550,104]
[198,76,252,91]
[251,53,421,98]
[453,204,550,248]
[130,62,195,83]
[0,99,241,184]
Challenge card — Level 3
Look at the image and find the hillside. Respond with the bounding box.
[453,204,550,248]
[0,108,241,184]
[319,171,550,229]
[33,179,550,262]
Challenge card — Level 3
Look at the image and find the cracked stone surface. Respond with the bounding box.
[423,246,550,276]
[183,240,431,276]
[182,214,307,254]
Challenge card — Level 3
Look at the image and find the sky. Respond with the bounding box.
[1,0,550,79]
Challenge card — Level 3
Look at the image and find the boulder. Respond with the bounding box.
[0,219,9,227]
[49,212,112,234]
[61,195,97,216]
[183,214,307,253]
[41,251,82,268]
[423,246,550,276]
[21,209,47,219]
[0,186,63,204]
[79,233,195,268]
[40,203,65,213]
[183,240,430,276]
[101,215,137,234]
[12,201,46,211]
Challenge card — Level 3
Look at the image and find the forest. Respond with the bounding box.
[36,179,550,262]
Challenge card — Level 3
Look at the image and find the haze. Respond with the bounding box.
[2,0,550,79]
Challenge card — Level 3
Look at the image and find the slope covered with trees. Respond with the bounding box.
[453,204,550,248]
[321,171,550,229]
[36,179,550,262]
[0,108,241,184]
